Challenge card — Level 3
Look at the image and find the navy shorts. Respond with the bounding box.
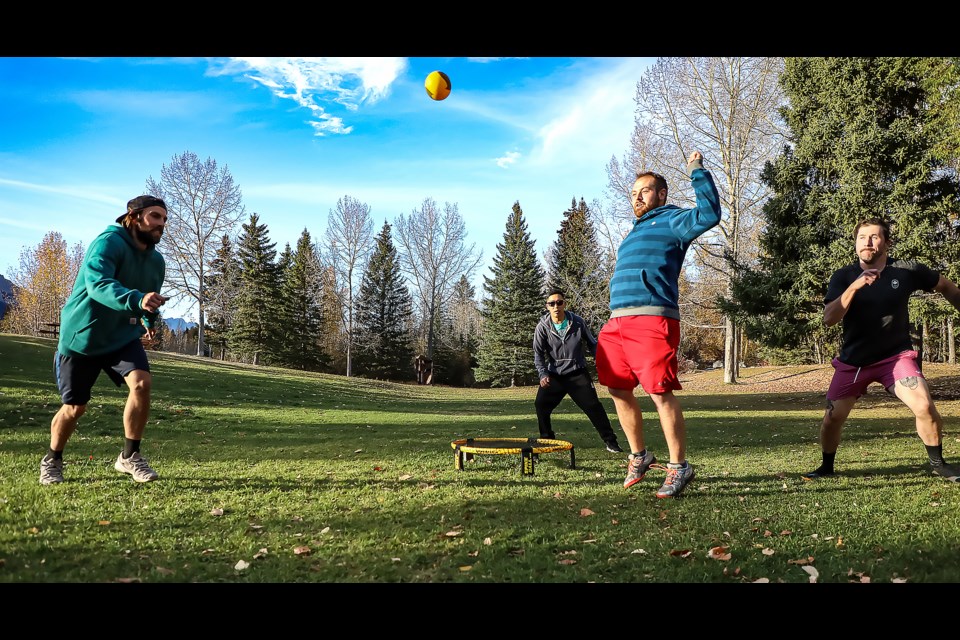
[53,340,150,405]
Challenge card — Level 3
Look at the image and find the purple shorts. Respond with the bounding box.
[826,350,923,401]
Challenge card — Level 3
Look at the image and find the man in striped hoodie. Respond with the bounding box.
[596,151,722,498]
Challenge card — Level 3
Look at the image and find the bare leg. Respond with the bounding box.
[608,387,644,453]
[648,391,685,463]
[820,396,857,453]
[50,404,87,451]
[892,376,942,445]
[122,370,152,440]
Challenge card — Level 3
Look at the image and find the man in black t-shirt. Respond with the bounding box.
[803,218,960,483]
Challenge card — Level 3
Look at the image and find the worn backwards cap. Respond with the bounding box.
[116,195,167,224]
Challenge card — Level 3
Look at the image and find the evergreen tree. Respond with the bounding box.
[474,202,546,387]
[545,196,609,334]
[228,213,282,365]
[205,234,241,360]
[432,274,480,386]
[278,229,329,371]
[352,222,415,380]
[723,57,957,364]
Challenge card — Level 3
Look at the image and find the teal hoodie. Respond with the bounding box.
[58,223,165,357]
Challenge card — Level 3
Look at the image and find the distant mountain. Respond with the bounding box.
[164,317,198,332]
[0,274,13,320]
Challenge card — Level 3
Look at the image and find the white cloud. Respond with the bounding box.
[210,57,408,135]
[495,151,521,168]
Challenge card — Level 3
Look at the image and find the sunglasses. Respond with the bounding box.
[546,300,565,307]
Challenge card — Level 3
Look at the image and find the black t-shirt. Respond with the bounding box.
[824,259,939,367]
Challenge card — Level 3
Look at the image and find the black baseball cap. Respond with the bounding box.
[116,195,167,223]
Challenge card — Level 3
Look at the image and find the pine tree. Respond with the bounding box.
[278,229,329,371]
[432,274,480,386]
[474,202,546,387]
[205,234,241,360]
[723,57,957,363]
[352,222,415,380]
[228,213,282,365]
[545,196,610,334]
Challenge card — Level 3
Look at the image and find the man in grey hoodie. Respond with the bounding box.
[533,289,622,453]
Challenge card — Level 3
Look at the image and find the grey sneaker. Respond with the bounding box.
[39,456,64,485]
[656,462,695,498]
[114,452,158,482]
[623,450,657,488]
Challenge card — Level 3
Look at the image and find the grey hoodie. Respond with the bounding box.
[533,310,597,379]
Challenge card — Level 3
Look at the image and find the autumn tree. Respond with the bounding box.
[0,232,83,337]
[321,195,374,377]
[474,202,545,387]
[394,198,482,360]
[147,150,244,357]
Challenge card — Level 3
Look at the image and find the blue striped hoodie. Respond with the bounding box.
[608,167,721,319]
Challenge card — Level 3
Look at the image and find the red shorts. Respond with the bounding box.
[826,350,923,401]
[596,315,681,394]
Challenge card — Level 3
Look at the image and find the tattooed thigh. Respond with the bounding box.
[897,377,920,390]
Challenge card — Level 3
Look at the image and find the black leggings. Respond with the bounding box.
[535,370,616,443]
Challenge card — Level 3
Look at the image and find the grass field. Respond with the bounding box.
[2,333,960,585]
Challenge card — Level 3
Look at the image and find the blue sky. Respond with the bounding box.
[0,57,653,320]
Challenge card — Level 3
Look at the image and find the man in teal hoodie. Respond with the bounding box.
[40,195,169,485]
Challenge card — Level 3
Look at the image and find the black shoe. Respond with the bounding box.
[931,463,960,482]
[605,442,623,454]
[540,433,556,440]
[801,467,835,480]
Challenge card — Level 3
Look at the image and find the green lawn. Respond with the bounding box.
[2,333,959,583]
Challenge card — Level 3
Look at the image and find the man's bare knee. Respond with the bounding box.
[61,404,87,420]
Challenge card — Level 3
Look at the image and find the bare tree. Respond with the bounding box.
[604,57,786,383]
[394,198,483,359]
[147,151,244,357]
[320,195,375,377]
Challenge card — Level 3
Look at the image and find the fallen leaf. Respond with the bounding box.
[399,474,412,480]
[582,539,597,543]
[354,449,363,453]
[391,558,401,562]
[27,527,39,534]
[468,550,478,557]
[753,577,770,583]
[559,550,578,556]
[836,536,845,548]
[763,530,773,537]
[116,577,141,583]
[445,530,463,537]
[210,508,224,516]
[459,566,472,572]
[558,559,577,565]
[373,466,383,472]
[98,520,110,526]
[320,527,331,534]
[788,556,815,565]
[762,548,775,556]
[891,577,908,583]
[201,548,215,555]
[253,548,268,559]
[580,508,595,517]
[293,546,311,556]
[801,565,819,583]
[155,566,174,576]
[632,549,647,555]
[707,546,731,561]
[780,530,792,536]
[669,549,692,558]
[483,537,492,545]
[234,560,250,571]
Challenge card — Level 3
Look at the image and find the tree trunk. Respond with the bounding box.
[949,316,956,365]
[723,315,739,384]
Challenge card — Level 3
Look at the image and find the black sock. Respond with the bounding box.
[818,451,836,473]
[926,444,945,467]
[46,448,63,461]
[632,449,646,458]
[123,438,141,458]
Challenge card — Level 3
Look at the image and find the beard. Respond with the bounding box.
[859,249,878,264]
[134,226,163,247]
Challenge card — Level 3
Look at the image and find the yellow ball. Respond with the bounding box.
[425,70,451,101]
